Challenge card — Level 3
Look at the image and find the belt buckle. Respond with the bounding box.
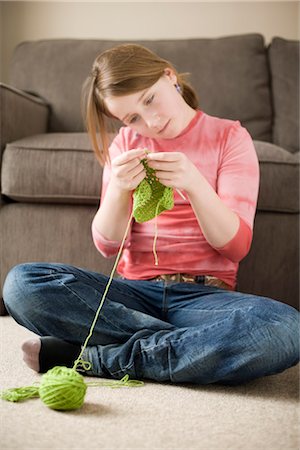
[162,273,197,284]
[160,273,185,283]
[181,274,196,283]
[171,273,181,283]
[159,274,178,283]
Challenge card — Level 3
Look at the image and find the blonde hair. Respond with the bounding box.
[81,44,199,166]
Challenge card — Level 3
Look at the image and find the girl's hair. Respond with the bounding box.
[81,43,199,166]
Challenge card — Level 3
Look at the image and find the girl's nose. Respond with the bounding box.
[146,113,161,129]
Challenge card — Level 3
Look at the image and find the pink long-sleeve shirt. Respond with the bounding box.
[92,110,260,289]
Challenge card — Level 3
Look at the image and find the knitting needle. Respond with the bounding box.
[176,189,187,200]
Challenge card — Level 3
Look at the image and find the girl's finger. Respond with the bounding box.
[127,161,146,179]
[155,171,174,182]
[146,152,181,162]
[133,169,147,187]
[116,148,148,165]
[114,156,144,175]
[147,160,178,172]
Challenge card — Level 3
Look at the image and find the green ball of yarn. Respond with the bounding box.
[39,366,87,411]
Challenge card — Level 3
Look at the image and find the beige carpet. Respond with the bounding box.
[0,316,299,450]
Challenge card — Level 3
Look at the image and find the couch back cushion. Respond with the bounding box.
[268,37,299,153]
[10,34,272,141]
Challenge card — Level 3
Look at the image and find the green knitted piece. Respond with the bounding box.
[133,159,174,223]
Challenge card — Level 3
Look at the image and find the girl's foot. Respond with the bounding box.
[21,338,41,372]
[21,337,81,373]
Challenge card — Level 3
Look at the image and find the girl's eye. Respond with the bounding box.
[145,94,154,105]
[127,94,154,124]
[129,115,139,124]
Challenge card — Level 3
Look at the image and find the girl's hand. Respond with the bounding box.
[110,148,147,192]
[146,152,200,194]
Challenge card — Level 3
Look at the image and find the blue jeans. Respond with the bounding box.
[3,262,299,385]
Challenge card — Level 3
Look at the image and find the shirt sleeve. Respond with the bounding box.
[213,122,260,262]
[91,218,131,258]
[91,129,132,258]
[214,216,253,263]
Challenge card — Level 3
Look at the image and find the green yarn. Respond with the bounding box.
[0,367,85,410]
[1,157,173,411]
[133,157,174,265]
[87,374,143,389]
[1,385,40,403]
[1,213,143,412]
[133,158,174,223]
[39,366,87,410]
[1,368,143,411]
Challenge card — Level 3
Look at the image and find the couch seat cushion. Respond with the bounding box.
[254,141,299,213]
[2,133,102,204]
[2,135,299,213]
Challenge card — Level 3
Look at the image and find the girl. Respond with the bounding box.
[3,44,299,385]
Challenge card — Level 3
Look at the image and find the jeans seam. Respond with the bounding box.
[52,274,129,334]
[111,360,136,377]
[50,268,139,305]
[162,283,168,318]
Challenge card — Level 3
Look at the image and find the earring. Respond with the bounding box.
[175,83,182,94]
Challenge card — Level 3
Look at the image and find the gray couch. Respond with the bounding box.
[0,34,299,314]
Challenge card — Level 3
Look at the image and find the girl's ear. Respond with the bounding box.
[164,68,177,84]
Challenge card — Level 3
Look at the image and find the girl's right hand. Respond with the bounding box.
[110,148,147,191]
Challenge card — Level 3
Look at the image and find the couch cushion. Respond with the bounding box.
[2,135,298,214]
[254,141,299,213]
[268,37,299,153]
[10,34,272,141]
[1,133,102,204]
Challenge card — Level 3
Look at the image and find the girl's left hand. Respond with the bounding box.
[146,152,200,194]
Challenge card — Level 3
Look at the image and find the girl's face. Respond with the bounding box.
[104,69,195,139]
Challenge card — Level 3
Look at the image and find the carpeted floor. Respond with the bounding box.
[0,316,299,450]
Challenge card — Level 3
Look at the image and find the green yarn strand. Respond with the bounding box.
[86,374,144,389]
[1,385,39,403]
[1,157,175,412]
[0,209,143,412]
[72,209,134,372]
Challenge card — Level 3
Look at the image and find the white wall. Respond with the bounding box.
[1,1,299,82]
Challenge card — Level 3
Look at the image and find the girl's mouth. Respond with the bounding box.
[158,120,170,135]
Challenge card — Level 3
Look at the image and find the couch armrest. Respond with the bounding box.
[0,83,49,204]
[0,83,49,153]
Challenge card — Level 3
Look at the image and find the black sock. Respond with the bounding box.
[39,336,81,373]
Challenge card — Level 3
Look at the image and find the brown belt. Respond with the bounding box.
[148,273,232,290]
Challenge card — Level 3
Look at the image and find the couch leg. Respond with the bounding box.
[0,298,8,316]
